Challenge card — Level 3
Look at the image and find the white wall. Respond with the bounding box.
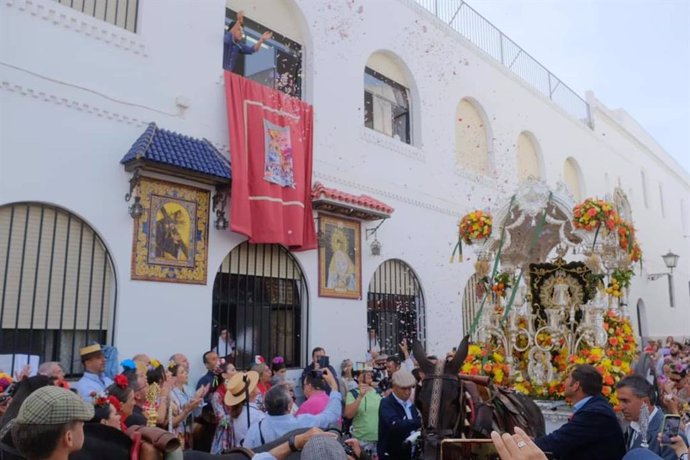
[1,0,688,383]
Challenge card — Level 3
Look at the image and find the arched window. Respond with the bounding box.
[367,259,425,354]
[516,131,542,181]
[461,273,482,337]
[0,203,116,376]
[563,157,584,201]
[212,242,308,369]
[456,99,491,175]
[614,188,633,222]
[364,52,414,144]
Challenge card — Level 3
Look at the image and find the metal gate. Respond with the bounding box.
[212,242,308,370]
[461,273,481,336]
[0,203,117,376]
[367,259,425,355]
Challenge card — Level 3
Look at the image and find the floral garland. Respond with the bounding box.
[572,198,620,233]
[505,312,637,409]
[459,210,492,245]
[461,343,511,385]
[617,220,635,252]
[629,242,642,263]
[617,220,643,264]
[490,272,512,299]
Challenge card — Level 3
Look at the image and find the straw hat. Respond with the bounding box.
[224,371,259,406]
[80,343,103,357]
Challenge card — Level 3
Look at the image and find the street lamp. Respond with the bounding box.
[648,250,680,307]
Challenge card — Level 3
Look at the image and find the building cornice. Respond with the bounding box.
[4,0,147,57]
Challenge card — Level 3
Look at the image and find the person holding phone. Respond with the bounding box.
[300,347,338,395]
[616,375,685,460]
[657,430,689,460]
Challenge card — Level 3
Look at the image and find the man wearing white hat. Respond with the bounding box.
[73,344,113,402]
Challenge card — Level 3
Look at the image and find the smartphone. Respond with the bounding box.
[661,414,681,443]
[318,355,330,369]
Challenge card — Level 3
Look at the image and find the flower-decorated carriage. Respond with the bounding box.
[455,178,640,411]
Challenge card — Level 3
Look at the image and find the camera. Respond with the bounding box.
[318,355,330,369]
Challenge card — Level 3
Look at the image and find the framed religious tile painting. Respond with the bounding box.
[318,214,361,299]
[131,177,210,284]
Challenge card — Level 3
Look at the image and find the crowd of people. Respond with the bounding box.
[0,332,689,460]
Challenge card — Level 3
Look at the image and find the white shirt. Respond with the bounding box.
[628,406,658,448]
[233,402,265,446]
[392,392,415,420]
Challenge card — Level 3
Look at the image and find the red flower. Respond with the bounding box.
[114,374,128,389]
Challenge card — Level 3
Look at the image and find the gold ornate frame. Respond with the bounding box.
[318,214,361,299]
[131,177,210,284]
[528,257,591,323]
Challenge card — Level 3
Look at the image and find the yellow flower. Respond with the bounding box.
[492,352,505,363]
[468,345,482,356]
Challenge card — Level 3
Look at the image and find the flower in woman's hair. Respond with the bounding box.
[107,395,121,412]
[255,355,265,364]
[120,359,136,371]
[272,356,285,364]
[114,374,128,389]
[167,361,177,371]
[150,358,161,369]
[91,393,109,408]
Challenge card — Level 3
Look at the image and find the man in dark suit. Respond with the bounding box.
[616,375,684,460]
[378,369,421,459]
[534,364,626,460]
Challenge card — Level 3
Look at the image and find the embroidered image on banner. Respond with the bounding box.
[263,119,296,188]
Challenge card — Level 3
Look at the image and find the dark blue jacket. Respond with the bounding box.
[378,393,421,459]
[535,395,626,460]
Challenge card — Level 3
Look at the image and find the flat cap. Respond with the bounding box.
[16,386,94,425]
[391,369,416,388]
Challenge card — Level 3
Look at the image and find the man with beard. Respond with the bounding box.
[534,364,625,460]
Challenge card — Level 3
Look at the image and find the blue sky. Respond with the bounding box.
[467,0,690,174]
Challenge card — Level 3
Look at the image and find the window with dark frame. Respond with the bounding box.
[0,203,116,378]
[211,243,307,370]
[224,10,302,99]
[364,67,411,144]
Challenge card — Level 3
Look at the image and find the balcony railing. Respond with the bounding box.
[413,0,592,127]
[54,0,138,33]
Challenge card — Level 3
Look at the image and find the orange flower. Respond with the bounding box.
[602,386,612,396]
[614,359,622,367]
[483,363,493,373]
[609,338,619,346]
[604,375,615,386]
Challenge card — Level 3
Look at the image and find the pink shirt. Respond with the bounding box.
[295,390,329,415]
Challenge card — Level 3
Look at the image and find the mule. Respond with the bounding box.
[413,336,546,460]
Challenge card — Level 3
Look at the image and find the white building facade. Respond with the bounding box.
[1,0,688,381]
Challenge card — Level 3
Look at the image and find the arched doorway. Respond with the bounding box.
[0,203,117,376]
[367,259,425,355]
[211,242,308,369]
[636,299,648,339]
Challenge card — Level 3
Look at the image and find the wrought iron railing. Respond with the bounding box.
[413,0,592,127]
[53,0,138,33]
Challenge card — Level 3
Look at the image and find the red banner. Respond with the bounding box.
[224,72,317,250]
